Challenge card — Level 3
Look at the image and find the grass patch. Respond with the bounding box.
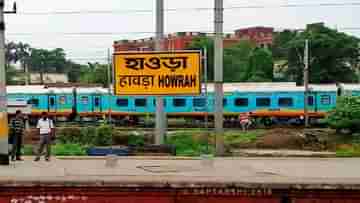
[166,131,214,156]
[23,144,87,156]
[165,129,264,156]
[224,130,264,146]
[336,144,360,157]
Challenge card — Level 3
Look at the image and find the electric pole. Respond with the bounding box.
[358,42,360,82]
[214,0,224,156]
[0,1,16,165]
[304,39,309,128]
[0,0,8,165]
[155,0,166,145]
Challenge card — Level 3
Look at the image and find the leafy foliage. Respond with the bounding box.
[272,30,298,60]
[128,133,145,146]
[189,37,274,82]
[223,41,253,82]
[95,125,113,146]
[188,36,214,81]
[165,132,214,156]
[247,48,274,82]
[327,96,360,133]
[57,125,112,146]
[284,24,360,84]
[79,63,110,86]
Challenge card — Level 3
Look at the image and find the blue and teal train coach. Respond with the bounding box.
[5,83,360,124]
[7,86,74,122]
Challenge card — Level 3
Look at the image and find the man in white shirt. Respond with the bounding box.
[34,112,54,162]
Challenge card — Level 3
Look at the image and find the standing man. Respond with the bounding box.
[9,110,25,161]
[34,112,54,162]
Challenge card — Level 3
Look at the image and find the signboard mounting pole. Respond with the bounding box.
[214,0,224,156]
[155,0,166,145]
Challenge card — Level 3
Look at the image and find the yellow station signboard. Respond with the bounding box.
[114,51,201,95]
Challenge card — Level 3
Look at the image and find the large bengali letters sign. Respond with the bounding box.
[114,51,201,95]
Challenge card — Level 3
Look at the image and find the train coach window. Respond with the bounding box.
[256,98,271,107]
[320,95,331,105]
[117,99,129,107]
[308,96,314,106]
[223,98,227,107]
[94,97,100,107]
[193,98,206,107]
[135,98,147,107]
[278,98,293,107]
[28,98,39,107]
[59,96,66,105]
[235,98,248,107]
[49,97,55,106]
[173,98,186,107]
[81,97,89,105]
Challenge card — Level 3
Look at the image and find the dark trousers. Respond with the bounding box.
[11,134,22,160]
[36,134,51,159]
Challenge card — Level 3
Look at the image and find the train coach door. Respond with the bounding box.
[307,94,316,113]
[48,95,57,113]
[93,95,102,113]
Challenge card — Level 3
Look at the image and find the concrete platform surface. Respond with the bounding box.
[1,157,360,190]
[233,149,336,157]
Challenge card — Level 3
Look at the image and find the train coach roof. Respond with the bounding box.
[309,84,338,92]
[203,83,302,92]
[6,85,48,94]
[47,87,74,94]
[203,83,337,93]
[76,87,108,94]
[340,84,360,91]
[7,86,74,94]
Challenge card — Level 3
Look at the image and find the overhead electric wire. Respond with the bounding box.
[15,2,360,15]
[5,27,360,37]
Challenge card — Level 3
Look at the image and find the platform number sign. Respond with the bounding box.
[113,51,201,95]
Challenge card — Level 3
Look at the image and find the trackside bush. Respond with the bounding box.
[57,125,112,146]
[327,96,360,134]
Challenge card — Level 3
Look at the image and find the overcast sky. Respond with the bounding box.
[4,0,360,64]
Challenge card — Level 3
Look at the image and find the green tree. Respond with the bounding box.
[5,41,18,69]
[272,30,298,60]
[79,63,109,86]
[285,24,360,84]
[67,61,84,83]
[327,96,360,134]
[247,48,274,82]
[28,48,69,84]
[223,41,254,82]
[5,65,20,85]
[16,42,31,71]
[188,36,214,81]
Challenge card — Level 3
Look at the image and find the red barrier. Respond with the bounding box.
[2,187,360,203]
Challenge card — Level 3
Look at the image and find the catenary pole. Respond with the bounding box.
[203,47,209,153]
[304,39,309,127]
[214,0,224,156]
[0,0,8,165]
[358,42,360,82]
[155,0,166,145]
